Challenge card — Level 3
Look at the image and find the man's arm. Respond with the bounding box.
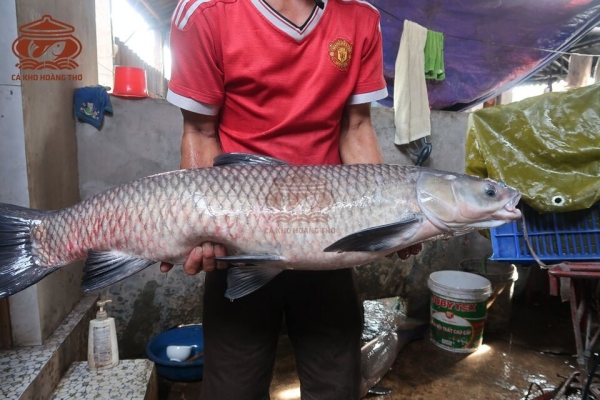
[179,109,221,170]
[339,103,422,259]
[339,103,383,164]
[160,109,227,274]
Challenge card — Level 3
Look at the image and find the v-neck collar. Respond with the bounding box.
[250,0,328,41]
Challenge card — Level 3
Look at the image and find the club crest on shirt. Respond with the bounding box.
[328,38,353,71]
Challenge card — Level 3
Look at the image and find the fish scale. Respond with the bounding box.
[0,154,522,299]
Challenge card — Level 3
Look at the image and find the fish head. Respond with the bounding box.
[416,172,521,233]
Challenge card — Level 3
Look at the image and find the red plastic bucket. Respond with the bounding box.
[112,66,148,98]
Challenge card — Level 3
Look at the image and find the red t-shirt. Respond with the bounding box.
[167,0,387,165]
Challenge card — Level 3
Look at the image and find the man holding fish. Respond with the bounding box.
[0,0,521,399]
[163,0,421,398]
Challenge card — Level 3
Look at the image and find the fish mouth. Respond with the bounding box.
[493,192,522,221]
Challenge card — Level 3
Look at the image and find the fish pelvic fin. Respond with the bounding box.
[0,203,57,299]
[82,251,156,292]
[323,216,420,253]
[213,153,289,167]
[217,254,284,299]
[214,254,284,265]
[225,266,283,300]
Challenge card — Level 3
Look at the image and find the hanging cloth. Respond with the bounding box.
[73,85,113,129]
[394,20,430,145]
[424,29,445,81]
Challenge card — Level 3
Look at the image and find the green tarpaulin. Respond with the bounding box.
[466,83,600,213]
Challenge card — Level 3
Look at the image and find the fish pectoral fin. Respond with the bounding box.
[225,266,283,300]
[214,254,284,265]
[323,216,420,253]
[82,251,157,292]
[213,153,289,167]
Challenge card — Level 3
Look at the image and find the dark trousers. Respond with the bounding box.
[199,268,363,400]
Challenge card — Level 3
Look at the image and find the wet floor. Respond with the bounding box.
[159,289,582,400]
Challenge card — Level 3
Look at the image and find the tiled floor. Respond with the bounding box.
[49,360,155,400]
[0,295,97,400]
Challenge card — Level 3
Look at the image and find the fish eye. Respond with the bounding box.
[484,185,497,197]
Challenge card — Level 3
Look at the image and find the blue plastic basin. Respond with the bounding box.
[146,324,204,381]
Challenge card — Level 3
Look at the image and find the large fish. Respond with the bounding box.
[0,153,521,300]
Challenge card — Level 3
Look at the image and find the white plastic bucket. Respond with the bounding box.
[428,270,492,353]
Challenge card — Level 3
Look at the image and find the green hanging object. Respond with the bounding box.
[424,29,445,81]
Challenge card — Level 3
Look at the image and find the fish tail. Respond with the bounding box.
[0,203,57,299]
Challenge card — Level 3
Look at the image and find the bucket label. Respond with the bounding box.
[430,294,487,351]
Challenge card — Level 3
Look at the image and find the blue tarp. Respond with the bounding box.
[371,0,600,111]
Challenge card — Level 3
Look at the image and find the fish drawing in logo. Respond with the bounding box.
[12,15,82,70]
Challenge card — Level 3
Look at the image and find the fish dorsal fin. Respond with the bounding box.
[213,153,289,167]
[225,266,283,300]
[323,216,420,253]
[82,251,156,292]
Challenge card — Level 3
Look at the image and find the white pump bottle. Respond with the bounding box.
[87,299,119,370]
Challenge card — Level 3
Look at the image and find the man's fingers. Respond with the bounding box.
[410,243,423,255]
[183,246,204,275]
[201,242,216,272]
[160,262,174,273]
[397,248,411,260]
[214,244,228,269]
[396,244,423,260]
[164,242,226,275]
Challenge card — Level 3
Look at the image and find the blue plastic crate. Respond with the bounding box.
[490,201,600,263]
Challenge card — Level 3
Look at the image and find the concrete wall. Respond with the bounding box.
[0,0,98,345]
[76,98,492,357]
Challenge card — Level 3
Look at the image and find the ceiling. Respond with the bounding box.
[527,28,600,85]
[127,0,600,88]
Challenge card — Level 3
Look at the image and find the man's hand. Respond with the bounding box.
[390,243,423,260]
[160,242,228,275]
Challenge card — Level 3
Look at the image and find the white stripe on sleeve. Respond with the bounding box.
[166,89,220,115]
